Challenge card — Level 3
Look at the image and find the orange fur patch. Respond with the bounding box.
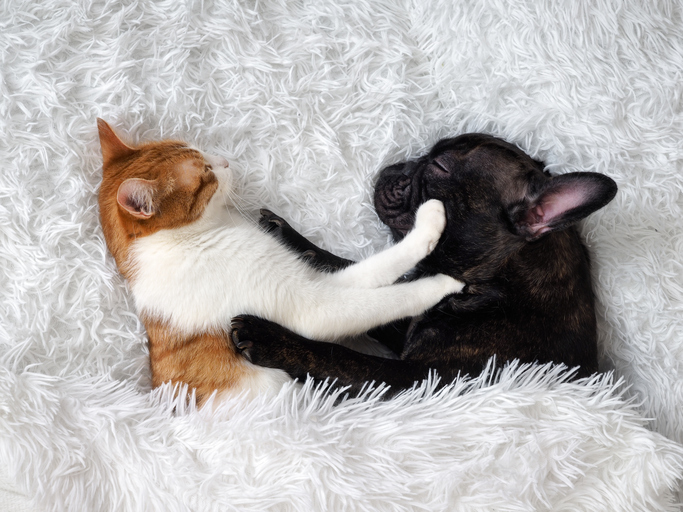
[143,315,249,406]
[97,119,218,279]
[97,119,242,404]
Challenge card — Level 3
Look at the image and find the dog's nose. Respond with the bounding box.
[217,157,229,168]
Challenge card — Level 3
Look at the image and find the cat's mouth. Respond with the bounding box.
[374,162,424,240]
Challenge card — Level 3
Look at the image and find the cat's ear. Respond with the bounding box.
[97,118,135,167]
[513,172,617,241]
[117,178,157,219]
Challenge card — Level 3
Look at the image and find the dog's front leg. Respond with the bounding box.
[259,209,355,272]
[230,315,433,397]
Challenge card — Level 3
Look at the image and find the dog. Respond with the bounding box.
[229,133,618,396]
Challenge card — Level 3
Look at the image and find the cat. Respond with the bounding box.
[96,119,464,405]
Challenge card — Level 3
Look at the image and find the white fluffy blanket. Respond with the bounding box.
[1,0,682,510]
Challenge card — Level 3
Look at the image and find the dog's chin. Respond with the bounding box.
[374,172,421,240]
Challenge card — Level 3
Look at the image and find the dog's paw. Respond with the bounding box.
[230,315,290,368]
[230,317,256,362]
[230,315,279,364]
[259,209,289,235]
[259,210,320,263]
[411,199,447,254]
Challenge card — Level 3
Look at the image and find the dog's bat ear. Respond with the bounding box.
[513,173,617,241]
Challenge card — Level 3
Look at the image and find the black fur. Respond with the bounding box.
[232,134,618,396]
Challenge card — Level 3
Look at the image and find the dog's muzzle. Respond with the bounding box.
[374,161,423,239]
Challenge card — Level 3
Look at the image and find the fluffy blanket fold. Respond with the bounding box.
[1,0,682,510]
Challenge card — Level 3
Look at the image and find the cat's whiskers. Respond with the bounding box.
[223,187,262,227]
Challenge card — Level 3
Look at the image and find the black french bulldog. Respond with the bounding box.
[230,133,618,396]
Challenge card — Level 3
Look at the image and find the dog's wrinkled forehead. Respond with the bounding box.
[434,134,544,180]
[423,134,546,206]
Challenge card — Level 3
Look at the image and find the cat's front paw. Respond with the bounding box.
[435,273,466,295]
[410,199,447,254]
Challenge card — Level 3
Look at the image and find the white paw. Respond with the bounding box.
[436,274,465,295]
[411,199,447,254]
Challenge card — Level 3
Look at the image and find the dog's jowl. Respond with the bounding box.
[231,133,618,395]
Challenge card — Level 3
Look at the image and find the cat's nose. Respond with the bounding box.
[206,155,229,169]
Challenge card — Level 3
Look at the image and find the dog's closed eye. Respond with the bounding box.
[430,156,452,176]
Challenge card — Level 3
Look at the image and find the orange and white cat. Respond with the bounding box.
[97,119,464,405]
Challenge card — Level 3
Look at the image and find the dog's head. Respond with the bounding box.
[374,134,617,282]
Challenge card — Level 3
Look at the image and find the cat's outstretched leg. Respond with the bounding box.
[259,200,450,289]
[331,199,449,288]
[288,272,464,340]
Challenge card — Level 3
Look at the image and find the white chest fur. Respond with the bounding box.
[128,212,322,336]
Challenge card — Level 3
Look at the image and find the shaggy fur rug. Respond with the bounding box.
[1,0,683,510]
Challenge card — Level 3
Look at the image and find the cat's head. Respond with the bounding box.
[97,119,231,273]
